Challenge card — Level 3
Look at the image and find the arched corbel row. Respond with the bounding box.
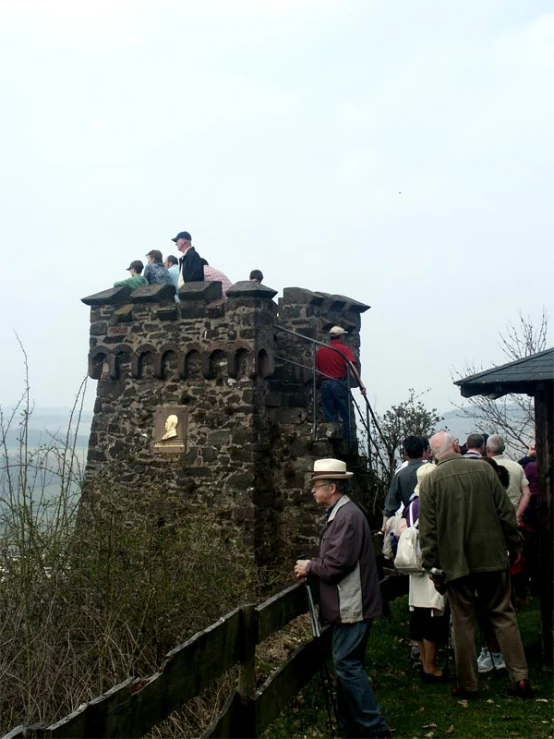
[88,341,275,382]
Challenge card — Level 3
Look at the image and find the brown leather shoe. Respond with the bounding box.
[422,671,449,684]
[451,686,479,700]
[509,679,534,699]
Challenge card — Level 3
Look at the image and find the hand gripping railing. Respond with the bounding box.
[272,325,389,471]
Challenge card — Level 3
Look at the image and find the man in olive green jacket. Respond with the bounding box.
[419,432,532,699]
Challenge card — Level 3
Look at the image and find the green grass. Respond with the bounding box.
[265,597,553,738]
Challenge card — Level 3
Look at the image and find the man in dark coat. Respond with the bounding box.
[172,231,205,286]
[295,459,390,738]
[382,436,425,526]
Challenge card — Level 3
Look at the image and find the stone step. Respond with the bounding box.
[264,391,282,408]
[275,408,309,425]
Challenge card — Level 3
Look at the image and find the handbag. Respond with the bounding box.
[394,506,424,574]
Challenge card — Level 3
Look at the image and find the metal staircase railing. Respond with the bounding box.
[272,325,389,472]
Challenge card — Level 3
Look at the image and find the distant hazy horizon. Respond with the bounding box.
[1,403,531,458]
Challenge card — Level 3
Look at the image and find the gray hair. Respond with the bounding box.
[486,434,505,455]
[430,431,455,458]
[332,478,351,495]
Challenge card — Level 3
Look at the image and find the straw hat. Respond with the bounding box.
[309,458,354,482]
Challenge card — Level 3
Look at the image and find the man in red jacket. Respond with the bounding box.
[295,459,390,738]
[315,326,366,443]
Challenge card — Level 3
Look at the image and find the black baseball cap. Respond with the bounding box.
[172,231,192,242]
[126,259,144,272]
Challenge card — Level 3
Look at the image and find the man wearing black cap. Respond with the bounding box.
[114,260,148,289]
[172,231,205,286]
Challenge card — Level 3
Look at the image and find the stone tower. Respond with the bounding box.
[82,280,370,563]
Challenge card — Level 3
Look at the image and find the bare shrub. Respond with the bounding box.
[452,309,549,455]
[0,360,288,733]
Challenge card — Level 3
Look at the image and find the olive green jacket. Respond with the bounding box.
[419,454,521,583]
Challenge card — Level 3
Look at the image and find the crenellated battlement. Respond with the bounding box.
[84,281,278,383]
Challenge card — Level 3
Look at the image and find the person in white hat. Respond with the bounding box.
[294,459,390,738]
[315,326,366,444]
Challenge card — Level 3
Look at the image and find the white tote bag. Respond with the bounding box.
[394,506,423,574]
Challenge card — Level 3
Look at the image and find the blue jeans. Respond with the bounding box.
[321,379,352,441]
[332,621,389,737]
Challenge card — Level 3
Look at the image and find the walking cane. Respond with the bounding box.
[300,557,338,734]
[304,577,321,638]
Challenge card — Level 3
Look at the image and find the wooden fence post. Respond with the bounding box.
[238,604,257,701]
[236,604,257,737]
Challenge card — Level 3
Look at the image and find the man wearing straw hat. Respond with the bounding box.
[294,459,390,739]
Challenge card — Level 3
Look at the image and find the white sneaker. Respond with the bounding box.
[477,648,506,673]
[477,647,493,673]
[491,652,506,671]
[325,423,339,439]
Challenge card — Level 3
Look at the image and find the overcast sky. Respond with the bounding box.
[1,0,552,418]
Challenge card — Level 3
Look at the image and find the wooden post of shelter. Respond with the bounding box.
[534,381,553,668]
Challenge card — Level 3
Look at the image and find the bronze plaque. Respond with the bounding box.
[153,406,188,454]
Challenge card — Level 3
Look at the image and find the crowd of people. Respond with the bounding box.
[113,229,264,299]
[295,434,538,738]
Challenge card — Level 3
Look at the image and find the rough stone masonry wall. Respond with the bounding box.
[82,280,369,564]
[261,288,370,558]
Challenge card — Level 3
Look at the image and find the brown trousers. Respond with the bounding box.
[448,570,528,690]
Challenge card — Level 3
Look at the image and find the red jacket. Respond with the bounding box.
[315,339,356,380]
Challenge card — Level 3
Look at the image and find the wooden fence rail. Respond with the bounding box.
[4,575,407,739]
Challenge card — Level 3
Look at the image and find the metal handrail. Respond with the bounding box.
[273,324,389,470]
[273,353,388,471]
[349,387,390,471]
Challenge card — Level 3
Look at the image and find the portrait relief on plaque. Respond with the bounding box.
[153,407,188,453]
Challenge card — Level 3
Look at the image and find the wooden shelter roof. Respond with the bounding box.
[455,347,554,398]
